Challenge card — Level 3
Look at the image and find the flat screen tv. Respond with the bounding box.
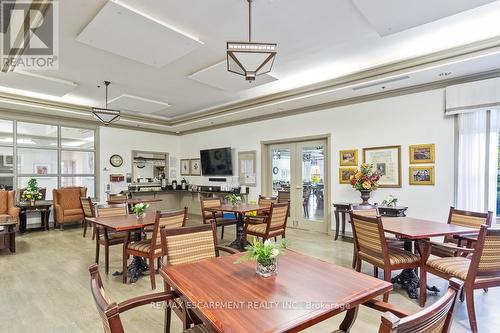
[200,147,233,176]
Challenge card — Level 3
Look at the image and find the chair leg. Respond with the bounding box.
[83,220,87,238]
[460,288,465,302]
[104,244,109,275]
[483,288,488,292]
[274,236,277,242]
[465,287,478,333]
[351,244,358,269]
[122,252,128,284]
[95,239,100,264]
[383,269,391,302]
[419,268,427,307]
[373,266,378,278]
[149,257,156,290]
[221,225,224,240]
[355,258,361,272]
[91,223,96,240]
[164,305,172,333]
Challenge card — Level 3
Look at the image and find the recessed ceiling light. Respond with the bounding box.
[439,72,452,77]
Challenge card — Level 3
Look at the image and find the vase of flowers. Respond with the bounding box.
[349,163,381,205]
[22,178,42,205]
[236,238,286,277]
[225,194,242,207]
[132,202,149,219]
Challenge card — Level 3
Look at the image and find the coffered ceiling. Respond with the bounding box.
[1,0,500,134]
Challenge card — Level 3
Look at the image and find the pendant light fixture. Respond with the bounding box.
[92,81,120,126]
[226,0,277,81]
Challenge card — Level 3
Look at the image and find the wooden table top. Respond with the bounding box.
[86,214,156,231]
[106,198,162,205]
[204,203,269,214]
[161,250,392,333]
[382,217,478,240]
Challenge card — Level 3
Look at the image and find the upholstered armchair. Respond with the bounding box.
[0,190,20,223]
[53,187,87,229]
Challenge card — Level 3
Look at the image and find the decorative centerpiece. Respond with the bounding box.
[225,194,242,206]
[381,195,398,207]
[236,238,286,277]
[22,178,43,205]
[349,163,381,205]
[132,202,149,219]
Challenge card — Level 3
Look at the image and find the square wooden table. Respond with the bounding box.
[160,250,392,333]
[204,203,270,251]
[0,216,17,253]
[86,214,157,282]
[382,217,478,299]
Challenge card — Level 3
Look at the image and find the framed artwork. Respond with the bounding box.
[238,151,257,186]
[339,149,358,166]
[409,166,435,185]
[180,159,190,176]
[363,145,401,188]
[34,164,49,175]
[339,167,357,184]
[190,159,201,176]
[4,155,13,166]
[409,144,435,164]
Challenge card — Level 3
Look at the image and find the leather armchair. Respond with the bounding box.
[0,190,20,223]
[53,187,87,229]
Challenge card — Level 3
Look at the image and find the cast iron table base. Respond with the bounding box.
[113,256,149,283]
[228,212,250,252]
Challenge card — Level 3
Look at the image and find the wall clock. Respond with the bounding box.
[110,154,123,167]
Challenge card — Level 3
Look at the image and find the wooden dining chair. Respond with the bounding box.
[200,197,237,240]
[160,223,238,331]
[123,208,187,290]
[431,207,492,258]
[107,192,129,201]
[80,196,95,239]
[355,278,462,333]
[349,213,420,302]
[88,264,209,333]
[277,190,290,203]
[246,195,277,224]
[243,201,289,243]
[419,225,500,333]
[95,204,129,274]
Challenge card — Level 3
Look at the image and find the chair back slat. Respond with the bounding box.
[474,227,500,277]
[108,193,128,201]
[80,196,95,218]
[88,265,124,333]
[277,190,290,203]
[258,195,277,208]
[445,207,492,244]
[151,208,187,249]
[350,204,379,217]
[350,213,387,261]
[161,224,217,266]
[268,202,289,230]
[201,198,222,223]
[96,204,128,217]
[379,279,462,333]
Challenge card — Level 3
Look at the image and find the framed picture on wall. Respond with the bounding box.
[363,145,401,188]
[4,155,13,166]
[409,166,435,185]
[34,164,50,175]
[339,167,357,184]
[180,159,190,176]
[339,149,358,166]
[190,159,201,176]
[409,144,435,164]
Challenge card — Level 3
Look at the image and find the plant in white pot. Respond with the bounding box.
[236,238,286,277]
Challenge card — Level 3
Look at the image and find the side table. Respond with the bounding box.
[17,200,53,233]
[0,218,16,253]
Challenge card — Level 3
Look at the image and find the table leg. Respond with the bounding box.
[336,306,359,332]
[341,212,346,236]
[19,211,27,233]
[334,209,340,240]
[229,213,248,251]
[44,208,50,231]
[8,225,15,253]
[391,240,439,299]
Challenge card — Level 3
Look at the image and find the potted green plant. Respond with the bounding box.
[132,202,149,219]
[381,195,398,207]
[225,194,242,206]
[21,178,42,205]
[236,238,286,277]
[349,163,381,205]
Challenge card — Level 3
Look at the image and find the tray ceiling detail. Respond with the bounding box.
[107,94,171,114]
[0,71,77,97]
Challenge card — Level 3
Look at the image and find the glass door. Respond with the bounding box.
[267,139,327,233]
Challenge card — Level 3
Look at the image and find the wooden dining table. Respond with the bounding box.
[382,217,478,299]
[86,213,156,283]
[204,203,270,251]
[161,249,392,333]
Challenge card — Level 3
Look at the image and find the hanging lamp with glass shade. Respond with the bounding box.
[92,81,120,126]
[226,0,277,81]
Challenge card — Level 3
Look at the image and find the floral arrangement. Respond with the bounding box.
[225,194,242,205]
[22,178,42,201]
[349,163,381,192]
[237,238,286,267]
[132,202,149,214]
[381,195,398,207]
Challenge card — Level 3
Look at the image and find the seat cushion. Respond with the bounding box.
[359,248,420,266]
[184,324,210,333]
[247,223,267,234]
[127,240,161,255]
[426,256,470,280]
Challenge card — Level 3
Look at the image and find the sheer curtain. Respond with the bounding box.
[456,109,499,216]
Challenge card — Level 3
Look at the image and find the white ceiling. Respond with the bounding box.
[1,0,500,132]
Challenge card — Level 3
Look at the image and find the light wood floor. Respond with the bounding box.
[1,221,499,332]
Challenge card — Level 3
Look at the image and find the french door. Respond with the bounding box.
[268,139,327,233]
